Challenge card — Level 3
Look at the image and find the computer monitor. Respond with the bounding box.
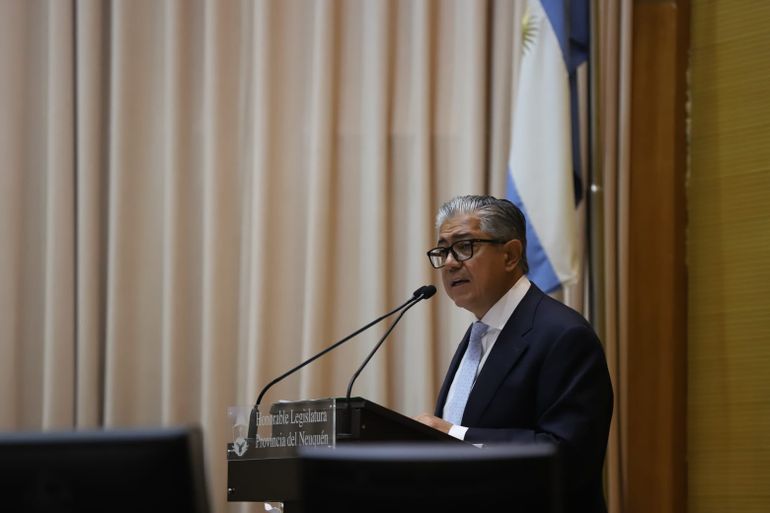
[0,426,209,513]
[299,442,562,513]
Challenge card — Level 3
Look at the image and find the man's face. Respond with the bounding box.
[437,214,518,319]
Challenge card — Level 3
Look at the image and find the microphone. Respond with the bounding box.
[247,285,436,438]
[345,285,436,402]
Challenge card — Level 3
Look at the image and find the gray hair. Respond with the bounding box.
[436,195,529,273]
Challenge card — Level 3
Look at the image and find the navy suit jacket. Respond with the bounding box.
[435,284,613,513]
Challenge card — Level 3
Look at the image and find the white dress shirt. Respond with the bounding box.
[445,275,531,440]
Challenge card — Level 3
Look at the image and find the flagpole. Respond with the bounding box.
[588,0,605,343]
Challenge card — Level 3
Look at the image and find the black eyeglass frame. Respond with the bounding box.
[426,238,505,269]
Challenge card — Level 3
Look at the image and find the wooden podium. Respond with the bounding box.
[226,397,460,508]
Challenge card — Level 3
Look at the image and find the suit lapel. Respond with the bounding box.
[461,284,544,425]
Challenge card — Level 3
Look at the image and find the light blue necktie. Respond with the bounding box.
[443,321,489,425]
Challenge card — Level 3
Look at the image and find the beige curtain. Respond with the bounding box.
[0,1,498,511]
[0,0,632,512]
[594,1,633,512]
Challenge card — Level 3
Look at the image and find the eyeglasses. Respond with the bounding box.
[426,239,504,269]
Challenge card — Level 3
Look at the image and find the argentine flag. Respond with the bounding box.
[506,0,589,293]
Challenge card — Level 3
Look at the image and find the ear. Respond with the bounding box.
[503,239,523,272]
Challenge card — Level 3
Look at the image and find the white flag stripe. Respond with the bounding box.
[508,0,579,291]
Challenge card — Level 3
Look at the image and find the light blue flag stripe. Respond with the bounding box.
[506,173,561,293]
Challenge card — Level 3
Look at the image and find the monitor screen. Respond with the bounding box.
[299,442,562,513]
[0,426,209,513]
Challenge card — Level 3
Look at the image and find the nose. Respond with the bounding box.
[443,250,462,270]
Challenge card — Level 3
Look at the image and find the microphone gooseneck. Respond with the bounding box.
[344,285,436,403]
[247,285,436,439]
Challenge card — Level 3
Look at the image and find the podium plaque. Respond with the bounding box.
[227,398,336,461]
[226,397,460,508]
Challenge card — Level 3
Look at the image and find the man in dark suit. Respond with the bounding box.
[416,195,613,513]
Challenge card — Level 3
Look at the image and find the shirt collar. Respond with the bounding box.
[478,275,531,331]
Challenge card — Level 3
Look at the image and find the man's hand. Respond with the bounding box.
[414,413,453,434]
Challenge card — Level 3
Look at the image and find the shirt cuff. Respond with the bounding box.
[448,424,469,440]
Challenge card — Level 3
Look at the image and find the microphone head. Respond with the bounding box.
[413,285,437,300]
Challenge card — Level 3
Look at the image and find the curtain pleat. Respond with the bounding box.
[0,0,26,428]
[159,0,187,425]
[596,1,633,512]
[393,0,442,411]
[74,0,108,429]
[240,0,274,406]
[299,0,338,400]
[41,0,77,430]
[199,2,244,504]
[356,0,392,401]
